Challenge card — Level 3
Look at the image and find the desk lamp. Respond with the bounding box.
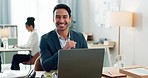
[0,28,9,49]
[107,11,133,67]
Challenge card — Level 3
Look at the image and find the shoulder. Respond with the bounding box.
[33,29,38,33]
[30,30,38,38]
[41,30,56,39]
[32,29,38,35]
[70,30,83,37]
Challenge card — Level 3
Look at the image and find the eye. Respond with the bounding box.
[56,15,60,19]
[63,15,68,19]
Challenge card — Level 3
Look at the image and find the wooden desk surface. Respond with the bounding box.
[102,67,134,78]
[88,43,115,48]
[36,67,134,78]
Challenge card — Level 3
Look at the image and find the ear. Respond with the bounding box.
[69,17,72,22]
[53,17,54,22]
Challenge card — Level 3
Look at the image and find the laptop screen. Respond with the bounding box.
[58,48,105,78]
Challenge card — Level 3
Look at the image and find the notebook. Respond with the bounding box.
[58,48,105,78]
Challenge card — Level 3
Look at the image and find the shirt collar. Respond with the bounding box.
[55,29,70,40]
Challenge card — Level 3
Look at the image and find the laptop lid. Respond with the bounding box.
[58,48,105,78]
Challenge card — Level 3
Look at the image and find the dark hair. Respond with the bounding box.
[53,4,71,17]
[25,17,35,28]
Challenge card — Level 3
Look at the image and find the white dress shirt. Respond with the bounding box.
[55,29,70,48]
[19,29,39,56]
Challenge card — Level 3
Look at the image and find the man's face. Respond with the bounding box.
[53,9,72,31]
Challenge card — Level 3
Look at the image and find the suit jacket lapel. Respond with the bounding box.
[69,30,79,48]
[51,30,75,50]
[70,30,75,40]
[51,30,61,50]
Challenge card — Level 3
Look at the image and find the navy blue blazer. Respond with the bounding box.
[40,30,88,72]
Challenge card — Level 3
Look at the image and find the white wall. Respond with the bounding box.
[114,0,148,66]
[81,0,148,66]
[11,0,57,45]
[121,0,148,66]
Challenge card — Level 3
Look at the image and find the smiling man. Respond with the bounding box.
[39,4,88,72]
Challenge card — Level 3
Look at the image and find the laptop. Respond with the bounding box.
[58,48,105,78]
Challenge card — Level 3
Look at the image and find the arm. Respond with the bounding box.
[19,31,38,49]
[70,30,88,48]
[39,35,58,72]
[81,33,88,48]
[74,32,88,48]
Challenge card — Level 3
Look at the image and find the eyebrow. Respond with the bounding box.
[55,15,69,18]
[56,15,68,16]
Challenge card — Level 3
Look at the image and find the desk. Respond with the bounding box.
[102,67,132,78]
[88,43,114,66]
[0,47,32,52]
[0,47,32,63]
[35,67,133,78]
[0,47,32,71]
[0,67,133,78]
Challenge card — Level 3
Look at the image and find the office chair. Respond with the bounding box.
[34,56,43,71]
[22,52,40,69]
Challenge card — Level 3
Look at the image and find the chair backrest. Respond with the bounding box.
[34,56,43,71]
[23,52,40,65]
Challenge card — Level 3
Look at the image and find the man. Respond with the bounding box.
[40,4,88,72]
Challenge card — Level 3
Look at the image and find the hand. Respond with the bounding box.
[63,40,76,50]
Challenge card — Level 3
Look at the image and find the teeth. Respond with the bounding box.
[59,23,65,26]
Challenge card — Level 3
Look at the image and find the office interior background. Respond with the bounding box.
[0,0,148,67]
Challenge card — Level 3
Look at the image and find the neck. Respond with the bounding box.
[30,29,34,32]
[58,29,69,39]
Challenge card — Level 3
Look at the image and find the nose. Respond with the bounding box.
[59,17,64,23]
